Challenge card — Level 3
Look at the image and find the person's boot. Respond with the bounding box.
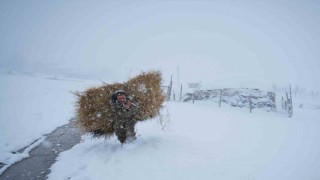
[118,135,126,144]
[126,130,136,143]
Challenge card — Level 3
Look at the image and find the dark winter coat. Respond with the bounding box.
[110,99,139,121]
[110,98,139,143]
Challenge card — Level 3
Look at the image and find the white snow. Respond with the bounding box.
[0,73,99,173]
[47,101,320,180]
[1,0,320,179]
[0,72,319,179]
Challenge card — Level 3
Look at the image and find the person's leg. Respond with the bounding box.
[114,121,127,143]
[125,119,137,142]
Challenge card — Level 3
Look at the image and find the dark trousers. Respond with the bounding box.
[113,119,137,143]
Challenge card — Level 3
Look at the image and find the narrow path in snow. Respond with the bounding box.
[0,119,82,180]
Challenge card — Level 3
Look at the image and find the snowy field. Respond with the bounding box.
[1,73,320,180]
[48,102,320,180]
[0,73,99,174]
[2,0,320,179]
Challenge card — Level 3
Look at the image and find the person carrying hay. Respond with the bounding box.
[110,90,139,144]
[75,71,165,143]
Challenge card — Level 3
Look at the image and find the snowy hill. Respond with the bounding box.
[47,101,320,180]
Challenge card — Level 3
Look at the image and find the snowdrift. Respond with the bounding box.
[74,71,165,137]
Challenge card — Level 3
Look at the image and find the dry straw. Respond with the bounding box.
[74,71,165,137]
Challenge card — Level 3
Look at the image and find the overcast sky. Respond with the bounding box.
[1,0,319,90]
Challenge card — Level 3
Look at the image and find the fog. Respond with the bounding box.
[1,0,320,90]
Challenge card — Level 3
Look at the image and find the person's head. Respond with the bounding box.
[117,94,127,104]
[115,90,127,104]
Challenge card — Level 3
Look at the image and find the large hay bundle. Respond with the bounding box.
[75,71,165,137]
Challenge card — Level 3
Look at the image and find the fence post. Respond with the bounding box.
[219,89,222,107]
[288,85,293,117]
[192,93,195,104]
[248,95,253,113]
[285,92,288,111]
[284,85,293,118]
[179,83,183,101]
[166,76,173,101]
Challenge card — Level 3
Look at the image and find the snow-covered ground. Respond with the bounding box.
[48,102,320,180]
[0,73,99,174]
[1,73,320,179]
[2,0,320,179]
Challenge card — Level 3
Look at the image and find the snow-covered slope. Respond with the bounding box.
[0,73,99,173]
[48,101,320,180]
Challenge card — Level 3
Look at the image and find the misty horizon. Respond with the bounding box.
[1,0,320,90]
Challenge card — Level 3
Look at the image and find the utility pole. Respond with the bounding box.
[177,66,180,88]
[166,76,173,101]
